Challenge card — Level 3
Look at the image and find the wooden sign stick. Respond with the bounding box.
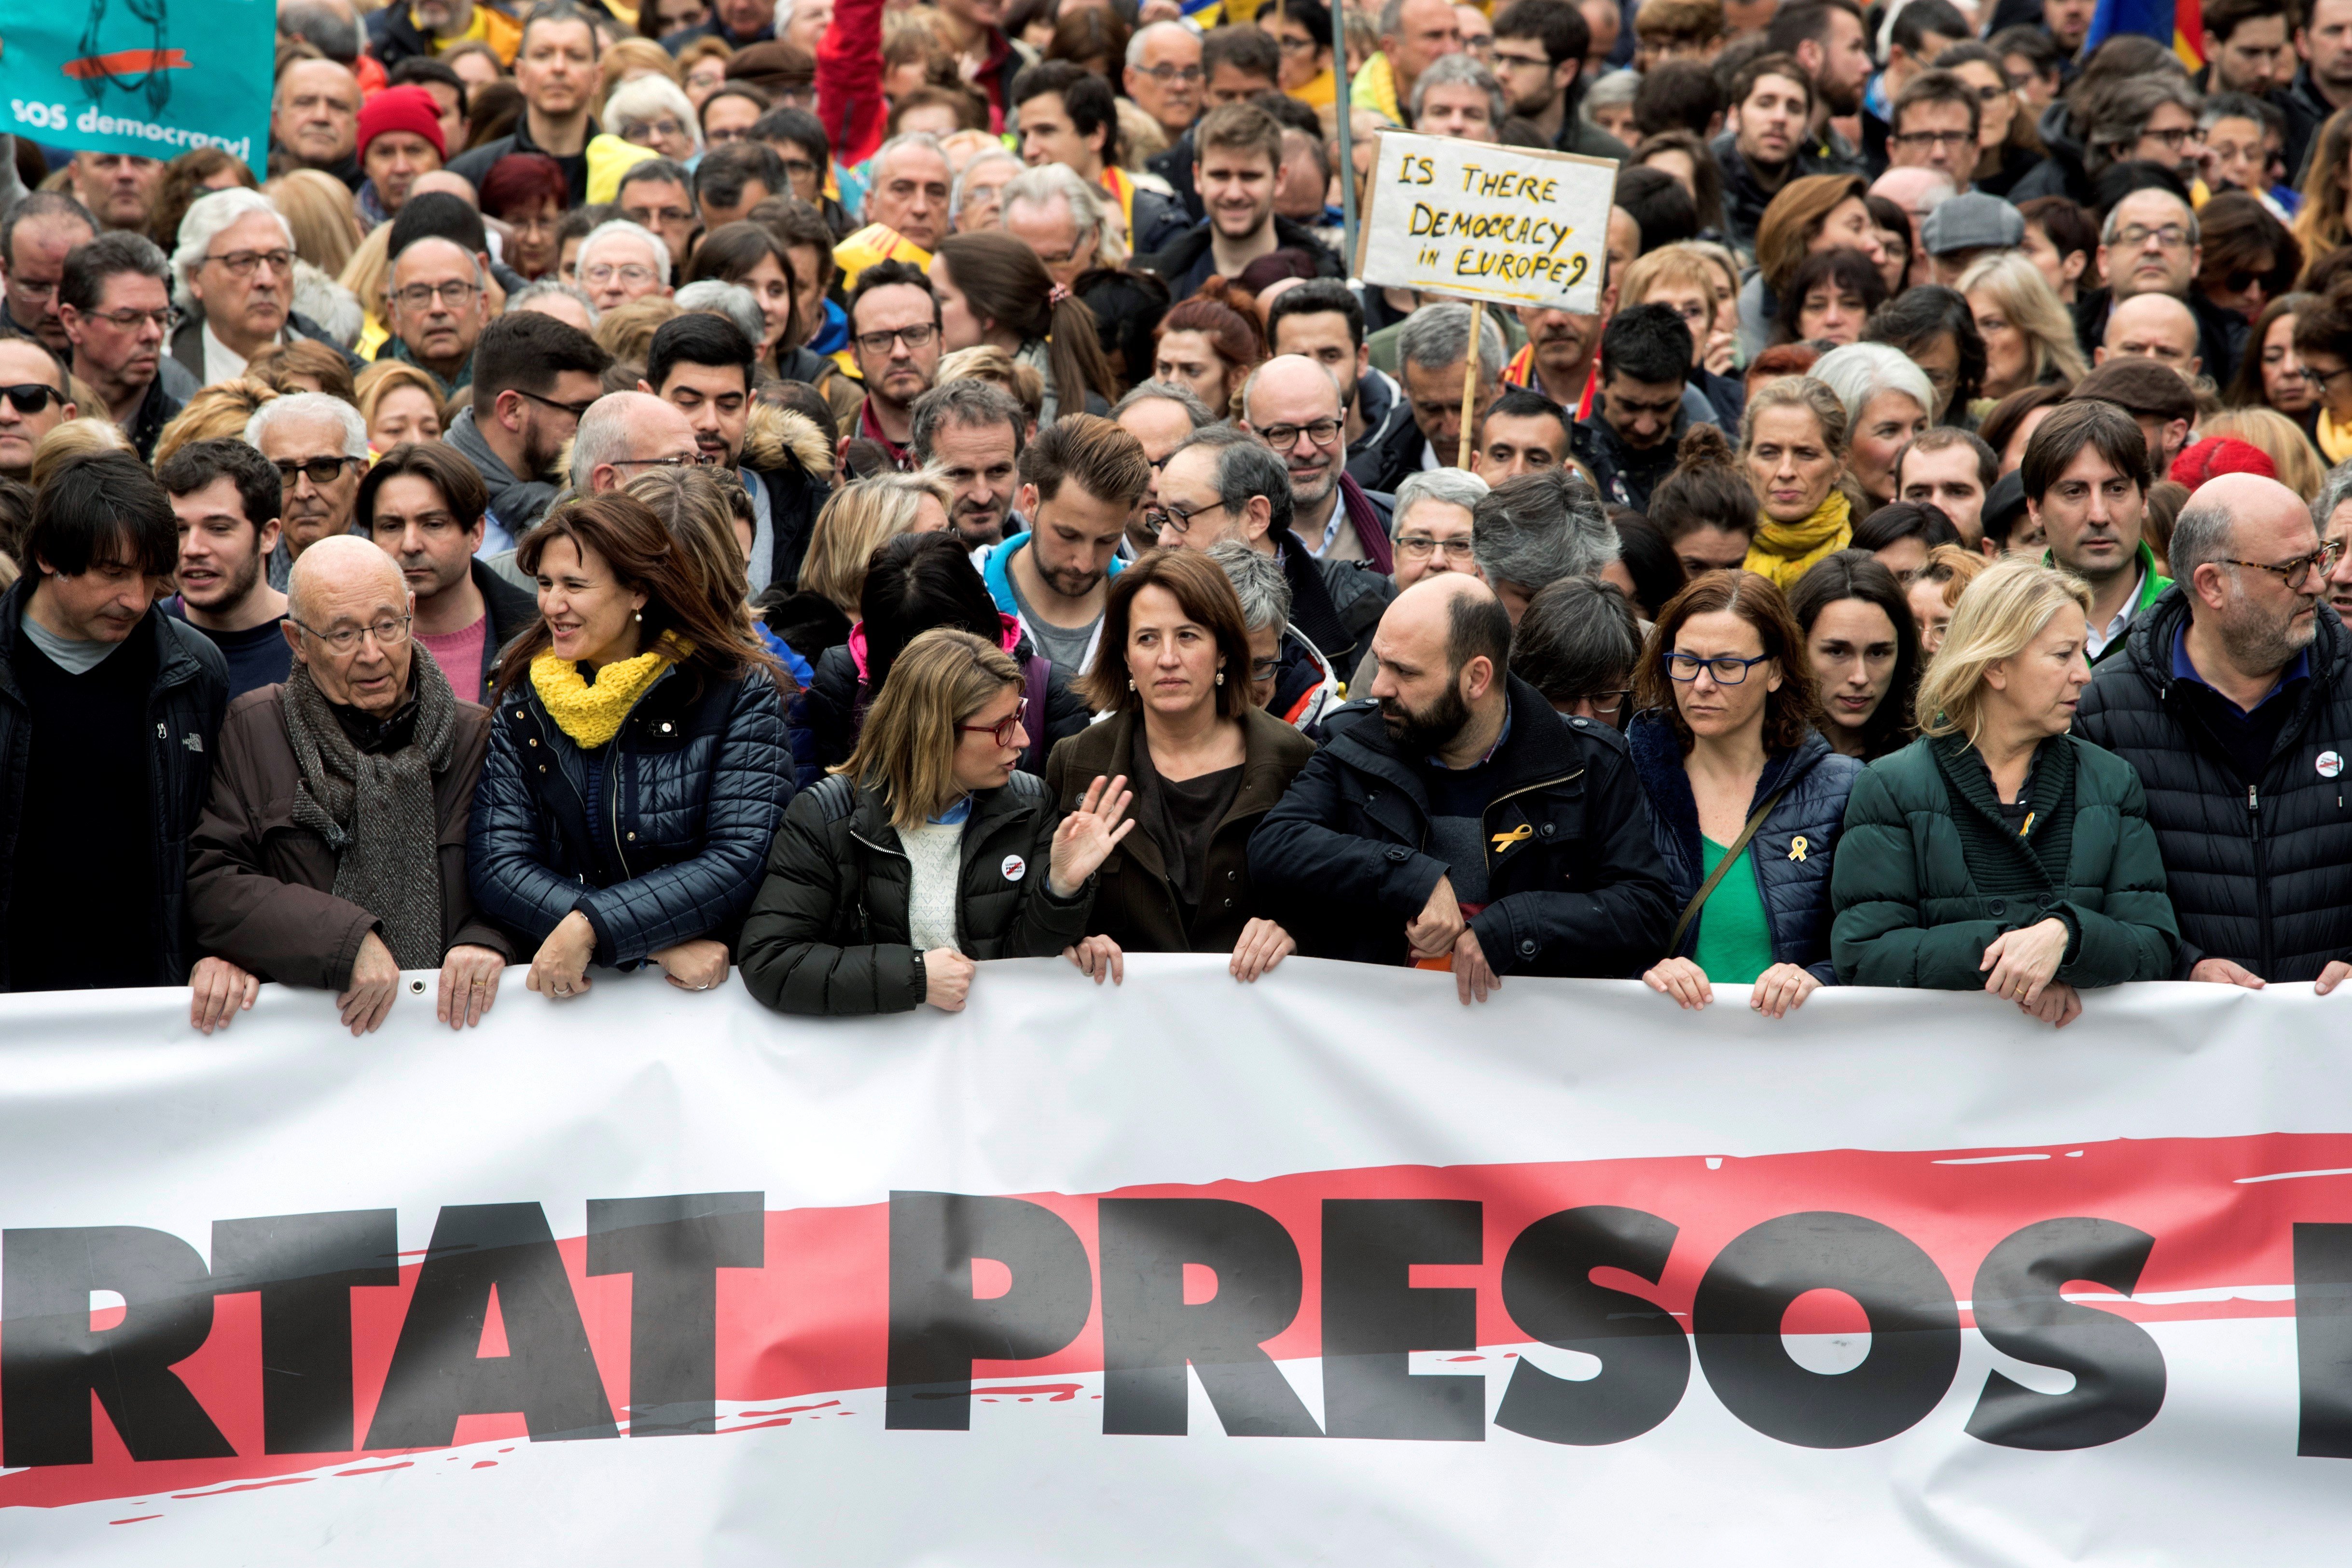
[1457,300,1484,470]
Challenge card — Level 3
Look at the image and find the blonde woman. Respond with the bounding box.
[737,627,1130,1016]
[1619,244,1739,387]
[1739,375,1854,588]
[2199,406,2328,502]
[1830,560,2177,1025]
[354,361,447,454]
[28,419,133,489]
[265,168,367,279]
[1957,250,2089,399]
[152,381,278,468]
[766,470,954,660]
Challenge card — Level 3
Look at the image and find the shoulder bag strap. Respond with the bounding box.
[1666,778,1799,957]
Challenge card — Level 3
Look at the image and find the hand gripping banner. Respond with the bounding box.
[3,957,2352,1562]
[0,0,274,166]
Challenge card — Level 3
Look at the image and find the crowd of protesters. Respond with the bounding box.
[2,0,2352,1033]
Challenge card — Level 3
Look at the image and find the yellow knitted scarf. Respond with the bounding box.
[530,639,677,748]
[1743,488,1853,590]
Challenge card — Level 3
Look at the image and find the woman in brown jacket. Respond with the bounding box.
[185,537,512,1036]
[1045,550,1317,983]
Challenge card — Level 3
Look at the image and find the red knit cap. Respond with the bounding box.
[358,85,447,163]
[2170,436,2277,490]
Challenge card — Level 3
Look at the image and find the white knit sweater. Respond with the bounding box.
[901,819,967,953]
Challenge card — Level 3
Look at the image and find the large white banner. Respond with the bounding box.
[2,958,2351,1563]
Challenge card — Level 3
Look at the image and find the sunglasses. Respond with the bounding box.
[0,384,64,415]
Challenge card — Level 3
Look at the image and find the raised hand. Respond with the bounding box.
[1050,773,1136,897]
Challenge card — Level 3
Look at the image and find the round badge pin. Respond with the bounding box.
[2320,751,2344,779]
[1001,853,1027,881]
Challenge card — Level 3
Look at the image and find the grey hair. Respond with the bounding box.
[244,390,368,459]
[1810,342,1938,431]
[277,1,363,64]
[508,277,601,325]
[2166,494,2234,582]
[675,279,765,346]
[1127,19,1196,69]
[1206,537,1292,631]
[2315,458,2352,529]
[171,188,296,302]
[1582,69,1641,120]
[1377,0,1408,36]
[1471,468,1618,592]
[2088,75,2203,169]
[1393,467,1490,530]
[909,378,1025,464]
[1411,53,1507,129]
[569,394,645,490]
[1398,301,1506,386]
[872,132,949,183]
[999,162,1119,260]
[951,147,1025,220]
[606,75,703,156]
[1171,424,1295,535]
[578,218,673,285]
[2098,184,2200,247]
[1111,378,1218,428]
[1512,577,1644,702]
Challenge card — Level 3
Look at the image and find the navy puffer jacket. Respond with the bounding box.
[469,665,793,967]
[1628,713,1861,983]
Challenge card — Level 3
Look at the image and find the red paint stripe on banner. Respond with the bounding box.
[59,49,193,78]
[6,1130,2352,1512]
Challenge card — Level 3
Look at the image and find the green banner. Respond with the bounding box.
[0,0,276,168]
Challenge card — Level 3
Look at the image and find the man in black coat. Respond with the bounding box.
[0,453,230,992]
[1249,575,1675,1002]
[2072,473,2352,990]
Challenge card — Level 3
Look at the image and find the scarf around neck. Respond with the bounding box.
[282,653,459,971]
[2319,407,2352,468]
[1743,488,1853,590]
[530,636,679,748]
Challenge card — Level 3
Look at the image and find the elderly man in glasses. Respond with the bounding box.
[168,189,357,388]
[1241,355,1398,570]
[246,393,372,593]
[383,235,489,397]
[573,219,676,314]
[185,535,512,1039]
[2080,187,2245,386]
[2074,470,2352,996]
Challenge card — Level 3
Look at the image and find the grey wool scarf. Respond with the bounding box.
[282,652,459,970]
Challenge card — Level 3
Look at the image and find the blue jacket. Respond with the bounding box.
[976,531,1125,669]
[469,665,793,967]
[1627,714,1861,984]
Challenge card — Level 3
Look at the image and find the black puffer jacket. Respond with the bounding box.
[1248,677,1677,974]
[802,620,1091,776]
[2071,585,2352,981]
[468,665,793,967]
[1627,714,1861,983]
[736,771,1094,1015]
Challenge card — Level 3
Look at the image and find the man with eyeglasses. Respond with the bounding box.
[2022,399,2171,664]
[1243,354,1399,569]
[56,232,185,462]
[185,535,512,1038]
[168,189,354,389]
[1885,70,1980,192]
[1858,0,1965,170]
[610,161,699,271]
[1,193,99,357]
[248,394,371,592]
[1348,467,1489,693]
[2075,471,2352,994]
[844,260,944,467]
[445,311,614,554]
[0,338,80,484]
[355,85,448,227]
[1111,379,1217,555]
[1569,304,1691,512]
[383,236,489,397]
[1124,23,1206,147]
[1490,0,1626,158]
[159,440,293,701]
[573,220,675,314]
[1252,572,1674,1004]
[2078,188,2242,387]
[569,391,707,495]
[972,414,1152,676]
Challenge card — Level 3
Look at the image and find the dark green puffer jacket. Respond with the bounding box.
[1830,732,2178,989]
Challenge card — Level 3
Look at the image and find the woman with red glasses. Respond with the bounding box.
[739,626,1133,1017]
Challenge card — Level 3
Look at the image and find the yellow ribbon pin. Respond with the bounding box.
[1491,823,1535,851]
[1788,836,1809,862]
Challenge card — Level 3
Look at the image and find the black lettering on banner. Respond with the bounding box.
[1321,1199,1484,1441]
[1098,1197,1322,1438]
[1493,1206,1688,1445]
[1965,1217,2165,1450]
[362,1203,620,1447]
[586,1193,765,1436]
[1,1226,237,1466]
[2294,1222,2352,1458]
[1692,1211,1960,1448]
[885,1192,1093,1431]
[210,1210,400,1454]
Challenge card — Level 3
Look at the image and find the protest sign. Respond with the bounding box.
[3,959,2352,1563]
[0,0,275,168]
[1355,132,1617,461]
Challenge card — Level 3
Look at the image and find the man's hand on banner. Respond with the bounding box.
[2191,957,2268,988]
[1979,917,2069,1007]
[1453,928,1500,1005]
[188,955,259,1034]
[437,945,506,1028]
[1230,918,1296,982]
[1051,774,1136,897]
[653,939,730,993]
[527,910,598,1001]
[338,931,403,1036]
[1064,934,1125,985]
[1406,875,1466,959]
[923,948,976,1011]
